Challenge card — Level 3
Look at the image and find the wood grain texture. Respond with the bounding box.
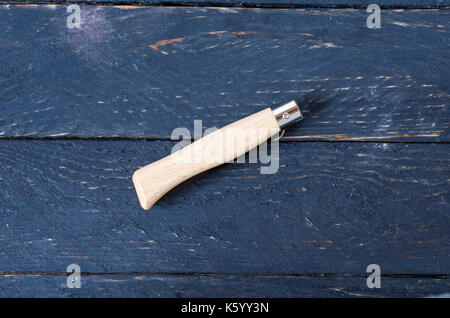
[0,140,448,274]
[0,3,448,298]
[0,6,448,141]
[133,108,280,209]
[0,274,448,297]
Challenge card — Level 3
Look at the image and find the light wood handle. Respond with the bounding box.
[133,108,280,210]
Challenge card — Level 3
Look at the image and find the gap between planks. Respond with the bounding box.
[0,271,448,278]
[0,136,448,144]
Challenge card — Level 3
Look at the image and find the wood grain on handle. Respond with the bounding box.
[133,108,280,210]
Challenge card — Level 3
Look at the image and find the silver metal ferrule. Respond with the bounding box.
[272,100,303,129]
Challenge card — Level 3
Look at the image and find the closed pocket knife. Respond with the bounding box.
[133,101,303,210]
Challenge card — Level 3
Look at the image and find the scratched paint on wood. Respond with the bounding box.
[0,6,448,141]
[0,140,448,274]
[0,3,448,297]
[2,0,449,7]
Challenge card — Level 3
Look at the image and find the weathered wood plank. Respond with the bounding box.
[0,273,448,297]
[2,1,449,8]
[0,140,448,274]
[0,6,448,141]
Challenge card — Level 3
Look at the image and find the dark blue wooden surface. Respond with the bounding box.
[0,140,448,296]
[0,6,448,141]
[0,4,448,297]
[0,274,448,297]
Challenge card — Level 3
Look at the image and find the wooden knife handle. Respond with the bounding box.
[133,101,301,210]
